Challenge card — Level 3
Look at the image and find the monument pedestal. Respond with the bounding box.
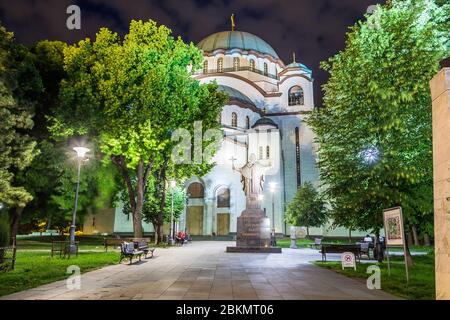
[226,208,281,253]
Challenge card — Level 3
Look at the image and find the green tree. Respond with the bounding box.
[52,20,226,238]
[308,0,449,265]
[120,178,186,243]
[12,40,68,234]
[0,25,42,241]
[285,182,328,237]
[8,39,119,235]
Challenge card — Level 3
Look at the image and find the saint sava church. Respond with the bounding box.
[82,25,364,238]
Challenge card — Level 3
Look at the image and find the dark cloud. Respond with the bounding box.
[0,0,385,105]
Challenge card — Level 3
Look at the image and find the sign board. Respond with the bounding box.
[295,227,307,239]
[341,252,356,270]
[383,207,405,246]
[289,226,307,239]
[382,206,409,282]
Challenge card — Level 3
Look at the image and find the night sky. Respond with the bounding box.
[0,0,385,106]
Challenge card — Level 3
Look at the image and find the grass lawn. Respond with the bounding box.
[315,253,435,300]
[16,235,169,250]
[0,250,119,297]
[0,235,168,297]
[276,237,313,248]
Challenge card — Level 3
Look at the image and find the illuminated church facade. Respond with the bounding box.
[83,29,362,238]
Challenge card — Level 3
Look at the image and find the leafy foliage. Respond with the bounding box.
[52,20,226,238]
[0,25,41,209]
[308,0,449,234]
[285,182,328,234]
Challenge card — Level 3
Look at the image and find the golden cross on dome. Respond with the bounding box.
[231,14,236,31]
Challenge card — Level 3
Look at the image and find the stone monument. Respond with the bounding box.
[431,58,450,300]
[290,226,298,249]
[227,154,282,253]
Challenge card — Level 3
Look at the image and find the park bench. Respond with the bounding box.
[104,237,132,252]
[0,245,17,271]
[120,242,144,265]
[320,243,361,262]
[133,238,155,258]
[359,242,371,259]
[51,240,78,259]
[309,238,322,249]
[175,236,188,246]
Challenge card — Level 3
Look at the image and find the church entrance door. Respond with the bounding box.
[217,213,230,236]
[187,206,204,235]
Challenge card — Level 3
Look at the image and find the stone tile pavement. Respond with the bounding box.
[1,241,399,300]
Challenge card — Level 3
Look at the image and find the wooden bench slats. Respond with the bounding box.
[320,244,362,262]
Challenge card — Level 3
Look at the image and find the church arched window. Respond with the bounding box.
[231,112,237,127]
[288,86,304,106]
[217,58,224,72]
[266,146,270,159]
[233,57,240,71]
[216,187,230,208]
[249,59,255,71]
[203,60,208,74]
[246,116,250,129]
[264,62,268,76]
[187,182,204,198]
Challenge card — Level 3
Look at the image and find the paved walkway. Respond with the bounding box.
[2,241,398,300]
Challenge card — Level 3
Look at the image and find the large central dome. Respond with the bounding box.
[198,31,279,60]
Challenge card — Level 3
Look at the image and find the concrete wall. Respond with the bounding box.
[431,65,450,300]
[82,208,115,235]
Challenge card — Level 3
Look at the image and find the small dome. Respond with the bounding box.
[286,62,312,73]
[217,85,255,107]
[252,117,278,129]
[198,31,279,60]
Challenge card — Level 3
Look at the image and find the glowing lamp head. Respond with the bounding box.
[170,180,176,188]
[269,182,277,193]
[73,147,90,158]
[258,194,264,201]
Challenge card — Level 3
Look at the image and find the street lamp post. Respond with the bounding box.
[70,147,89,253]
[168,180,176,245]
[269,182,277,247]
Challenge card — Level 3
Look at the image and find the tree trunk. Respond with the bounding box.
[46,213,52,230]
[423,233,431,246]
[156,223,164,244]
[9,207,24,245]
[407,229,414,247]
[133,159,145,238]
[306,226,309,238]
[411,226,420,246]
[404,234,414,267]
[348,228,352,243]
[111,155,153,239]
[156,173,167,245]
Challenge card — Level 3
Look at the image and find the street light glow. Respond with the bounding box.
[73,147,90,158]
[258,194,264,201]
[170,180,176,188]
[360,146,380,164]
[269,182,277,193]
